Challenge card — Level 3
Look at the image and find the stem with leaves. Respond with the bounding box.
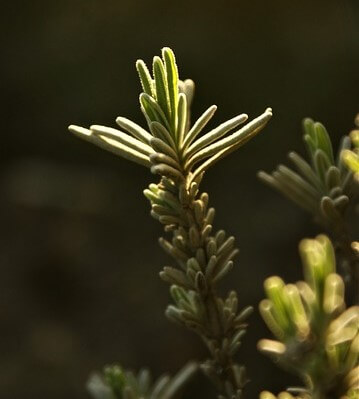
[87,362,198,399]
[258,235,359,399]
[258,118,359,304]
[69,47,272,398]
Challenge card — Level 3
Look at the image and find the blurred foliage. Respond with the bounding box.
[87,362,197,399]
[258,118,359,303]
[342,115,359,179]
[258,235,359,398]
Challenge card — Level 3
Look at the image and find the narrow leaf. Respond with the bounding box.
[185,108,272,172]
[288,151,324,193]
[90,125,154,156]
[181,105,217,150]
[272,170,318,212]
[314,149,331,184]
[69,125,151,167]
[140,93,171,131]
[149,121,177,150]
[153,56,170,122]
[136,60,154,96]
[116,116,153,144]
[176,93,187,146]
[314,122,335,164]
[150,137,179,161]
[276,165,320,201]
[179,79,195,107]
[149,152,182,170]
[151,163,184,181]
[162,47,179,133]
[325,165,341,190]
[258,170,312,211]
[161,362,197,399]
[185,113,248,159]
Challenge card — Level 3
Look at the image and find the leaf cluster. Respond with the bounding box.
[69,48,272,188]
[258,235,359,399]
[87,362,197,399]
[342,115,359,180]
[68,48,358,399]
[258,118,356,229]
[69,47,272,399]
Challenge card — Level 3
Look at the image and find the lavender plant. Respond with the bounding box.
[258,118,359,304]
[258,235,359,399]
[87,362,198,399]
[70,47,272,399]
[257,116,358,398]
[68,48,358,398]
[342,115,359,180]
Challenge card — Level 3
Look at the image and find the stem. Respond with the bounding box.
[153,177,251,399]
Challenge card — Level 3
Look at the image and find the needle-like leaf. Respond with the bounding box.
[185,108,272,171]
[176,93,187,146]
[162,47,179,133]
[116,116,153,144]
[90,125,155,156]
[185,113,248,159]
[69,125,151,167]
[153,56,170,123]
[181,105,217,150]
[136,60,154,96]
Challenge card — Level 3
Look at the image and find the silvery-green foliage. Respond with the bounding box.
[69,48,272,399]
[87,362,197,399]
[258,235,359,399]
[69,48,271,183]
[258,118,359,303]
[342,115,359,180]
[68,47,359,399]
[258,119,356,228]
[260,391,310,399]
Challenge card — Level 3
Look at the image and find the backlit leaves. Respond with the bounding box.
[69,48,272,188]
[258,235,359,398]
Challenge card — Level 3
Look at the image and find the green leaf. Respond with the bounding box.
[136,60,154,96]
[87,374,116,399]
[140,93,171,130]
[185,113,248,159]
[299,235,335,307]
[150,137,179,161]
[314,122,335,164]
[342,149,359,174]
[149,121,177,150]
[325,165,341,191]
[351,129,359,147]
[176,93,187,146]
[276,164,320,201]
[116,116,153,144]
[162,47,179,133]
[271,169,318,212]
[303,118,316,142]
[313,149,331,184]
[181,105,217,150]
[69,125,151,167]
[288,151,324,193]
[259,299,286,340]
[90,125,154,156]
[159,362,197,399]
[186,108,272,172]
[153,56,171,123]
[264,276,293,335]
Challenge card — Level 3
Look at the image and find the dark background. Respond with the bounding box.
[1,1,358,398]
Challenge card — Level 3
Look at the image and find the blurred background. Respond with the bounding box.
[1,1,359,398]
